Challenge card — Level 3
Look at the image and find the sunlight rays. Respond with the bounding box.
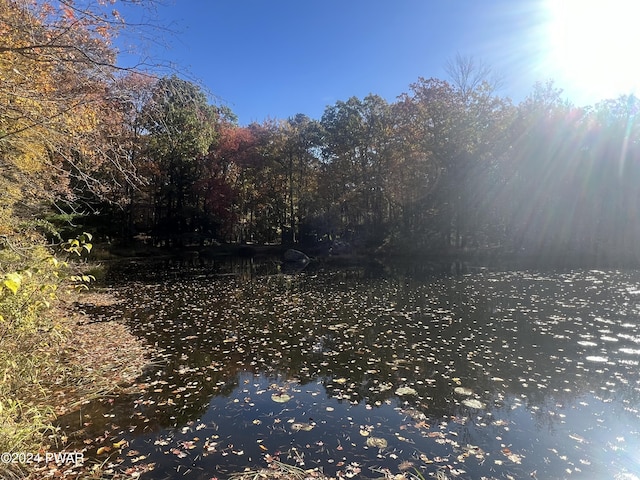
[543,0,640,105]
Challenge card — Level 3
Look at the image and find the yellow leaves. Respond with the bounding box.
[0,0,124,208]
[113,439,128,449]
[69,275,96,283]
[0,11,59,175]
[8,138,49,174]
[2,273,22,295]
[65,102,100,136]
[62,232,93,256]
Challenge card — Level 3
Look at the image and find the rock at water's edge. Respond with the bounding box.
[283,249,309,263]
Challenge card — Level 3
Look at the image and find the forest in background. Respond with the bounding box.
[1,0,640,476]
[97,77,640,264]
[2,1,640,265]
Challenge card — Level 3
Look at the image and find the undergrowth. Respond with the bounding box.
[0,234,95,478]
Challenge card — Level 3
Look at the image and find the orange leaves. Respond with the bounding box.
[61,5,75,20]
[95,25,110,37]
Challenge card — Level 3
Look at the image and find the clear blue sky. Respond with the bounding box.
[116,0,639,125]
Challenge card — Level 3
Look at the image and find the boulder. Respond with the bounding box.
[283,248,309,263]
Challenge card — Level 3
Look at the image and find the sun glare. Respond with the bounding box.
[545,0,640,105]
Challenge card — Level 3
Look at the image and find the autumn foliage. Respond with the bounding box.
[2,2,640,478]
[4,1,637,262]
[0,0,155,473]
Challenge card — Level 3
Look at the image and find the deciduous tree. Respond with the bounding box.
[138,75,219,244]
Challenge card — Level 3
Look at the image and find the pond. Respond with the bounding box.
[59,257,640,479]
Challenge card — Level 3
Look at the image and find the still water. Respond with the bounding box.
[62,258,640,479]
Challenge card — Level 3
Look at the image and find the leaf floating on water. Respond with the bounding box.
[419,454,434,464]
[505,452,523,464]
[291,422,314,432]
[180,440,197,450]
[271,393,292,403]
[454,386,474,396]
[113,439,128,449]
[496,447,524,464]
[401,407,427,422]
[170,448,187,458]
[366,437,388,449]
[462,398,486,409]
[395,386,417,396]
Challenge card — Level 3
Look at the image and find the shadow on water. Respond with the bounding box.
[57,256,640,479]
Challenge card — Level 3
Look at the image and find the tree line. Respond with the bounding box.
[2,0,640,263]
[96,76,640,263]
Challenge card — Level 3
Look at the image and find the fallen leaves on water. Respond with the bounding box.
[395,386,417,396]
[271,393,292,403]
[366,436,388,449]
[502,447,524,464]
[453,386,473,396]
[291,422,315,432]
[461,398,486,409]
[60,267,640,480]
[112,439,128,449]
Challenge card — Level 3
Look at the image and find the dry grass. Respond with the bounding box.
[48,291,153,416]
[229,460,330,480]
[0,288,154,480]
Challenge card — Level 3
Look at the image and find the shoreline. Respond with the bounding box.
[20,289,154,480]
[94,240,640,272]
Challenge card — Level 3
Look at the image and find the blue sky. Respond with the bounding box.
[116,0,638,125]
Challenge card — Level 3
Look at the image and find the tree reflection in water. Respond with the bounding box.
[57,259,640,479]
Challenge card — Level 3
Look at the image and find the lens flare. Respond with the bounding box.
[543,0,640,105]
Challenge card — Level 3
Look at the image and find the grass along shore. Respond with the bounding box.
[0,286,152,480]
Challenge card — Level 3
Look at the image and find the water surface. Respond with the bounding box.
[61,259,640,479]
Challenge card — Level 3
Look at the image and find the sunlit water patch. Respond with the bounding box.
[57,262,640,479]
